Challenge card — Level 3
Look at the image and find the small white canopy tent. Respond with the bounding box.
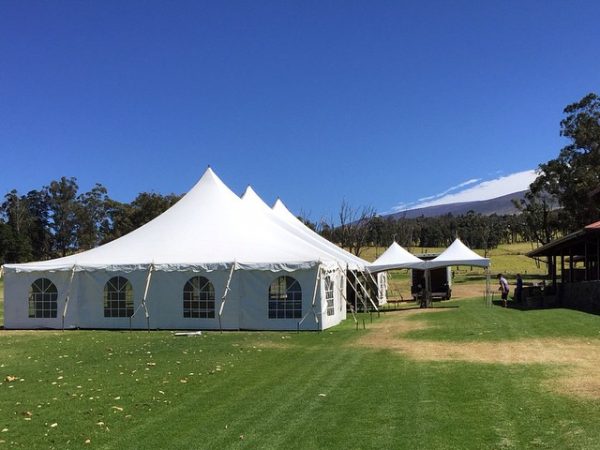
[367,241,424,273]
[2,168,350,331]
[423,238,490,269]
[420,238,491,306]
[366,241,424,303]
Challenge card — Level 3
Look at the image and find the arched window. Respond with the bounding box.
[324,275,335,316]
[104,276,133,318]
[183,276,215,318]
[268,276,302,319]
[28,278,58,318]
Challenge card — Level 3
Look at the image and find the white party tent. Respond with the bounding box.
[420,238,491,305]
[367,241,424,273]
[2,168,350,331]
[422,238,490,269]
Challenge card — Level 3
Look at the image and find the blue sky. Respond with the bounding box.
[1,1,599,222]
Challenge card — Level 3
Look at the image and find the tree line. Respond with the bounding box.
[308,208,561,258]
[0,178,181,263]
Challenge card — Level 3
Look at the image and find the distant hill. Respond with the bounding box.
[387,190,527,219]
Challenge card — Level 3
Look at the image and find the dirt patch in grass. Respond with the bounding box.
[451,283,487,299]
[356,309,600,400]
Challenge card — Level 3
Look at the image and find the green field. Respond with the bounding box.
[3,245,599,449]
[2,296,600,447]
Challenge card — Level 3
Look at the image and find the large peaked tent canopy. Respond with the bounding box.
[270,197,369,270]
[2,168,353,331]
[4,168,344,273]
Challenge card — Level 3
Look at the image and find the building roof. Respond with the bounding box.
[527,222,600,258]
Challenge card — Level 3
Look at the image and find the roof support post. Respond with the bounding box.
[61,265,77,331]
[569,247,573,283]
[218,262,236,333]
[585,241,588,281]
[561,249,565,284]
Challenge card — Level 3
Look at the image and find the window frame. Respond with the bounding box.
[28,278,58,318]
[183,276,216,319]
[324,275,335,316]
[103,276,134,318]
[268,276,302,319]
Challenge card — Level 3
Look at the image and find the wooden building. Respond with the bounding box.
[527,221,600,312]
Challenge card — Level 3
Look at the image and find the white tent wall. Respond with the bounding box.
[239,267,314,330]
[4,271,75,329]
[146,269,239,330]
[4,266,345,331]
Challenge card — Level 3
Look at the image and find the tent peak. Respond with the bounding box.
[272,198,288,211]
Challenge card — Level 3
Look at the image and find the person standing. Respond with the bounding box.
[514,274,523,303]
[497,274,509,307]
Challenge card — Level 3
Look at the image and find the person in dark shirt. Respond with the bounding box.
[514,273,523,303]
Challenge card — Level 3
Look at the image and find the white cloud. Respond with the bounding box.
[393,169,537,212]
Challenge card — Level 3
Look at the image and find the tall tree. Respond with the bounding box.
[531,92,600,230]
[46,177,80,257]
[337,200,377,256]
[1,190,34,262]
[77,183,110,250]
[25,189,52,259]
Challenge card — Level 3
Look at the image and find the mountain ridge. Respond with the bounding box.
[386,190,527,219]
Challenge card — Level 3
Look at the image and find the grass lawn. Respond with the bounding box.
[2,296,600,449]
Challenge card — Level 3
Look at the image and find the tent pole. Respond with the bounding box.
[424,269,432,308]
[219,263,236,333]
[141,264,154,333]
[364,269,383,306]
[61,265,77,332]
[485,267,491,307]
[347,271,368,313]
[356,270,379,312]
